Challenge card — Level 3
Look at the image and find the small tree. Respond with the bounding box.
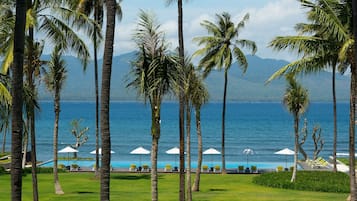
[70,119,89,158]
[312,126,324,160]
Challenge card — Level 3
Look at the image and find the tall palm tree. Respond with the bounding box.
[190,69,209,192]
[194,12,257,173]
[11,0,26,199]
[182,57,195,201]
[351,0,357,200]
[283,74,309,182]
[165,1,187,198]
[100,0,117,200]
[127,10,180,201]
[43,46,67,195]
[67,0,122,177]
[267,0,349,172]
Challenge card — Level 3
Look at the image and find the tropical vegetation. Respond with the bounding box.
[193,12,257,173]
[1,0,357,200]
[127,10,181,201]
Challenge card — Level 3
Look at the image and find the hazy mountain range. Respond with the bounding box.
[38,52,351,102]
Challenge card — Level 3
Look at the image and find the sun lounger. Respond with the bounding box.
[214,165,221,173]
[142,164,150,172]
[164,164,172,172]
[276,166,283,172]
[251,165,258,173]
[202,165,209,172]
[129,164,136,172]
[238,165,244,173]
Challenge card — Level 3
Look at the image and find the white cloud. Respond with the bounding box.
[111,0,306,61]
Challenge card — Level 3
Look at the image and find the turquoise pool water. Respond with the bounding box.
[39,160,292,169]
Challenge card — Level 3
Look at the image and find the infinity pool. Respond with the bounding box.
[39,160,292,169]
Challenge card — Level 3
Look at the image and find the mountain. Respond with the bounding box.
[38,52,350,102]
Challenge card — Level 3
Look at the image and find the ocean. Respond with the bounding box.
[5,101,351,166]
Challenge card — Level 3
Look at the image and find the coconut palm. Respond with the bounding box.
[194,12,257,173]
[283,74,309,182]
[165,1,187,198]
[11,0,26,199]
[127,10,180,201]
[267,0,350,172]
[43,46,67,195]
[100,0,117,199]
[67,0,122,177]
[190,70,209,192]
[269,0,356,193]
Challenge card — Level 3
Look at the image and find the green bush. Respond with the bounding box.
[253,171,349,193]
[0,166,6,174]
[22,167,67,175]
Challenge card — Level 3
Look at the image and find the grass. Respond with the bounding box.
[253,171,349,193]
[0,172,349,201]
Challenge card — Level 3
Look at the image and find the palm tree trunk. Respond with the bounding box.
[151,104,161,201]
[177,0,186,200]
[94,1,100,177]
[185,103,192,201]
[11,0,26,199]
[100,1,116,200]
[53,91,64,195]
[348,62,357,200]
[192,108,202,192]
[291,113,299,183]
[221,70,228,174]
[350,1,357,199]
[27,18,39,199]
[332,64,337,173]
[22,128,28,168]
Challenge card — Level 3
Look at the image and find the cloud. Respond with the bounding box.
[114,0,305,61]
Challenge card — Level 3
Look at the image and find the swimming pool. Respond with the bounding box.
[39,160,292,170]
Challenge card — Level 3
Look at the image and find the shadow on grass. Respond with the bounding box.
[76,191,95,194]
[209,188,228,192]
[112,174,151,180]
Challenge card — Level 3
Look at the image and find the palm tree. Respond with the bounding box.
[24,39,44,201]
[165,1,187,198]
[267,0,348,172]
[190,69,209,192]
[194,12,257,173]
[67,0,122,177]
[351,0,357,199]
[182,57,194,201]
[100,0,117,199]
[127,10,180,201]
[43,46,67,195]
[11,0,26,199]
[283,74,309,182]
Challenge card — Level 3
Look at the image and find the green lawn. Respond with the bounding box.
[0,172,349,201]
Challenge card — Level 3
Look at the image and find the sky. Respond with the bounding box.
[110,0,307,61]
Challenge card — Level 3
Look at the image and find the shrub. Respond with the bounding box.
[22,167,67,175]
[0,166,6,175]
[253,171,349,193]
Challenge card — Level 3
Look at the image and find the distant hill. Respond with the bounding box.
[38,52,350,102]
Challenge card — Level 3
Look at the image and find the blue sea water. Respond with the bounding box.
[9,101,351,167]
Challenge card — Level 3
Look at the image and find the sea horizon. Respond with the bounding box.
[3,101,351,166]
